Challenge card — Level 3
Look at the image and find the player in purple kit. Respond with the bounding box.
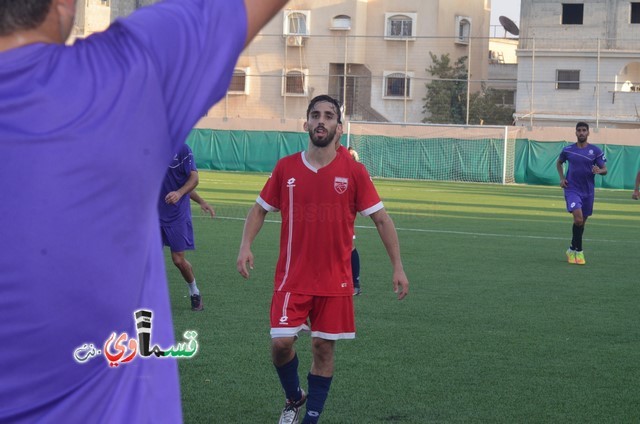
[159,144,211,311]
[556,122,608,265]
[0,0,288,422]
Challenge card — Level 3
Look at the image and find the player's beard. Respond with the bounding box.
[309,125,336,148]
[577,135,588,144]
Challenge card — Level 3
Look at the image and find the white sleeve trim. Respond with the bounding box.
[359,201,384,217]
[257,196,279,212]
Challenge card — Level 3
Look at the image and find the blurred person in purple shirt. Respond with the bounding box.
[159,144,214,311]
[0,0,289,422]
[556,122,608,265]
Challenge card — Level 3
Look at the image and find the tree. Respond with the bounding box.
[422,53,468,124]
[422,53,515,125]
[468,87,516,126]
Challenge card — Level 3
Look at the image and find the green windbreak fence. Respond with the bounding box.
[186,129,640,189]
[516,141,640,189]
[187,130,309,172]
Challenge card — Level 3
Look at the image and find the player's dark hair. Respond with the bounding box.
[576,121,589,131]
[0,0,52,36]
[306,95,342,124]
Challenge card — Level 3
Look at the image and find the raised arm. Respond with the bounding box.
[244,0,290,47]
[236,203,269,278]
[369,208,409,300]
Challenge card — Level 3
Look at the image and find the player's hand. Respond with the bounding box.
[392,269,409,300]
[633,190,639,200]
[236,247,254,279]
[200,202,215,218]
[592,165,602,174]
[165,191,182,204]
[559,178,568,188]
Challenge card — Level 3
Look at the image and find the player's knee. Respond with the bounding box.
[574,217,585,226]
[272,338,294,354]
[311,338,334,359]
[271,338,295,364]
[171,254,188,269]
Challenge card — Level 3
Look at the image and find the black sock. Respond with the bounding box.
[351,248,360,289]
[572,224,584,251]
[577,225,584,251]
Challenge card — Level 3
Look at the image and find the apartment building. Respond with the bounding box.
[515,0,640,128]
[210,0,490,123]
[72,0,491,124]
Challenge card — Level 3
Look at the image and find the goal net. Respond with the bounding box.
[346,121,517,184]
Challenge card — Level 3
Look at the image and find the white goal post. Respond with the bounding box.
[346,121,517,184]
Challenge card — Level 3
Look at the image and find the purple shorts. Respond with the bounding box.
[564,191,594,217]
[160,220,195,252]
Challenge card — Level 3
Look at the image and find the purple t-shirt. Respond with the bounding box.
[558,143,606,196]
[0,1,247,422]
[159,144,198,225]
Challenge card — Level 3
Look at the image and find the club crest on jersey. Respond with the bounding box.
[334,177,348,194]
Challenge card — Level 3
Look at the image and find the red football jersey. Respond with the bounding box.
[258,151,382,295]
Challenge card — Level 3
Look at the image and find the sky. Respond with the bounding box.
[490,0,521,29]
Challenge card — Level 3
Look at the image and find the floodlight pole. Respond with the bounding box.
[596,38,601,128]
[283,36,288,122]
[404,38,409,123]
[343,35,348,120]
[466,39,471,125]
[530,38,535,127]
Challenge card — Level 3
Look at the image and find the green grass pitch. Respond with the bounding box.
[165,170,640,423]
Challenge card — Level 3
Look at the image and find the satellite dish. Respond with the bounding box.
[499,16,520,36]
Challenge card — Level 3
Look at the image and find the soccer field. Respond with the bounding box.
[166,171,640,423]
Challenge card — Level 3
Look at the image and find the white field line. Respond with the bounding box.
[193,215,639,244]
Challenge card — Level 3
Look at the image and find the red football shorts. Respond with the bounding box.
[270,291,355,340]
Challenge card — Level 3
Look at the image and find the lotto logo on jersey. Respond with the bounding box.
[334,177,348,194]
[287,178,296,187]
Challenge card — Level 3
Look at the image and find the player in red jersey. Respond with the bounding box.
[237,95,409,424]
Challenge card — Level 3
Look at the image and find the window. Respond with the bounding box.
[228,68,249,95]
[331,15,351,31]
[631,3,640,23]
[384,13,417,39]
[562,4,584,25]
[282,69,308,96]
[283,10,310,35]
[383,72,413,98]
[455,16,472,44]
[556,70,580,90]
[498,90,515,106]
